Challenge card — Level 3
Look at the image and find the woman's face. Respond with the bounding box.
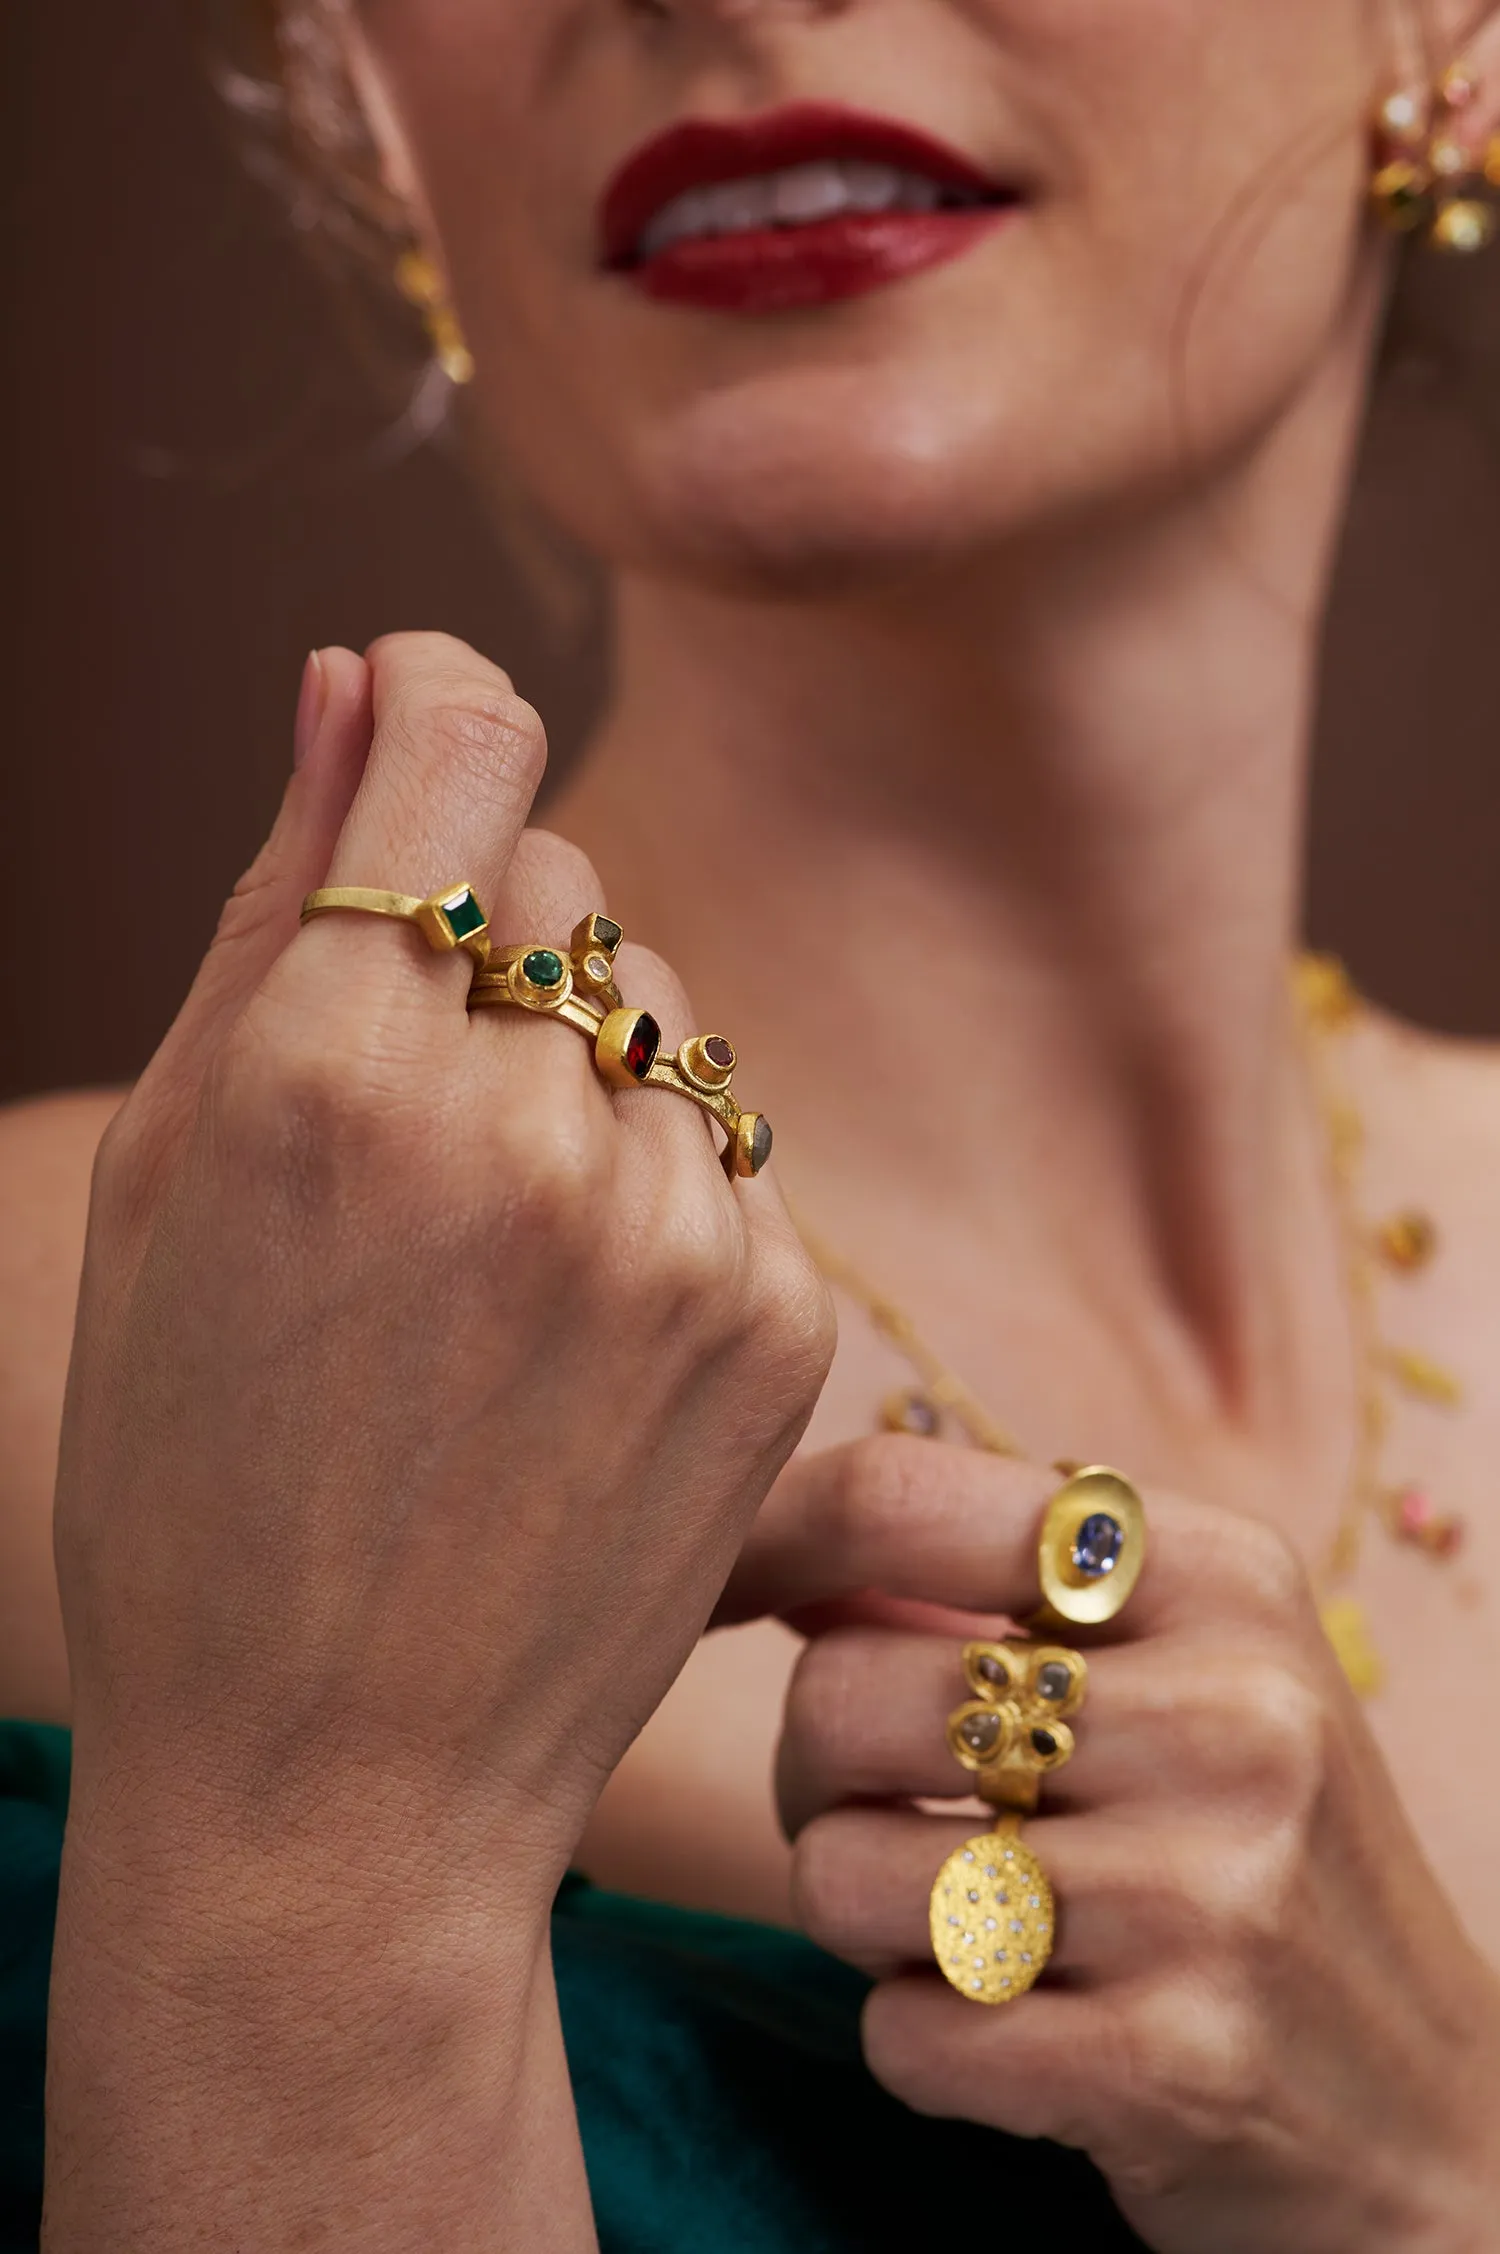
[352,0,1384,590]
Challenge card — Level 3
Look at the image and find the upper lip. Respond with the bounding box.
[600,101,1009,267]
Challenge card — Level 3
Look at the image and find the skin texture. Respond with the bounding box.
[10,0,1500,2244]
[41,636,831,2250]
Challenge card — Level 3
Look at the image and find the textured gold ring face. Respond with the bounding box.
[1034,1465,1147,1628]
[930,1834,1055,2004]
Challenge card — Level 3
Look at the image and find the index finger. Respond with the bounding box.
[309,632,548,1003]
[719,1436,1311,1644]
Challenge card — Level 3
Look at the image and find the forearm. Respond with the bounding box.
[43,1805,594,2253]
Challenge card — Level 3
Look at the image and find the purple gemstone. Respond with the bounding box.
[896,1391,940,1438]
[703,1036,736,1071]
[1072,1511,1123,1579]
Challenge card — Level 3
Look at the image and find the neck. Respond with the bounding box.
[550,381,1366,1483]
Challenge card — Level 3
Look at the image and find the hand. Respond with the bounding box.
[45,635,832,2249]
[723,1436,1500,2254]
[59,633,830,1879]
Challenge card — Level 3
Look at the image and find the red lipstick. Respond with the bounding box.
[600,102,1018,315]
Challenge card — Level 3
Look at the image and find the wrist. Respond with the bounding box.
[46,1798,569,2251]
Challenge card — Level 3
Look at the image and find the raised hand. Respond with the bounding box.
[723,1435,1500,2254]
[45,635,833,2251]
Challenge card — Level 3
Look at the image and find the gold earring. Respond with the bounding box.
[395,248,476,385]
[1371,61,1498,255]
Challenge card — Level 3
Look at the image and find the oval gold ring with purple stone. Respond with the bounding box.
[1029,1464,1148,1631]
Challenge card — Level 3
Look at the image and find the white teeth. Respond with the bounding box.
[772,161,859,224]
[636,158,972,259]
[841,160,904,213]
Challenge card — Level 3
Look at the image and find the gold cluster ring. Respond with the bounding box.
[929,1465,1147,2007]
[468,913,773,1180]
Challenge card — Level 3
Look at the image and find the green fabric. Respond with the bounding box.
[0,1722,1143,2253]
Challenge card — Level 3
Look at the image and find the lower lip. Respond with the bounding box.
[624,207,1012,315]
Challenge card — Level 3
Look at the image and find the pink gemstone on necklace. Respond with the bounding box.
[1396,1487,1433,1537]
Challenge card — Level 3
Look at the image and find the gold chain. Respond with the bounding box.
[792,955,1465,1698]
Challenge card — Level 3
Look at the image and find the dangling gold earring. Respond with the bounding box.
[1371,60,1498,255]
[395,248,476,385]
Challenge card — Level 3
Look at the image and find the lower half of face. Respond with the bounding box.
[362,0,1384,594]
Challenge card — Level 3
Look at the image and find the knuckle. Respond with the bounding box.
[210,1010,438,1192]
[496,1113,608,1246]
[615,940,692,1025]
[379,671,547,806]
[1221,1514,1309,1622]
[753,1241,838,1393]
[1219,1656,1327,1811]
[651,1187,743,1306]
[507,827,605,911]
[1115,1978,1270,2172]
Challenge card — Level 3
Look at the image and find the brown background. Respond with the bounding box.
[4,0,1500,1104]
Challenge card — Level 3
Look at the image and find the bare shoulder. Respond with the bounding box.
[1356,1008,1500,1202]
[0,1086,125,1723]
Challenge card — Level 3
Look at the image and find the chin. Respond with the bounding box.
[594,366,1082,597]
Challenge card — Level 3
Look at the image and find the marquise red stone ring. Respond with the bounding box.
[467,912,774,1181]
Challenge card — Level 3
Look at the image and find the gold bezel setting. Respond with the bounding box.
[506,948,575,1010]
[1033,1465,1147,1628]
[416,884,491,963]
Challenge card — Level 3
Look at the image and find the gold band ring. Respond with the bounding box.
[467,914,774,1179]
[300,882,491,965]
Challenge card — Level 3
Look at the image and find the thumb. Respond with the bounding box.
[135,647,372,1119]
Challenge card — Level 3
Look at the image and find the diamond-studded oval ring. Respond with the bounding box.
[300,881,492,966]
[467,913,775,1181]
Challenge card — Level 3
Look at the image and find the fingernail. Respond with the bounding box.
[293,650,327,770]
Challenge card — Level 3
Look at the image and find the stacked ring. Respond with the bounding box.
[929,1465,1147,2006]
[300,882,492,965]
[468,912,774,1179]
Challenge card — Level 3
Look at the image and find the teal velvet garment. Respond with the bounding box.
[0,1722,1146,2253]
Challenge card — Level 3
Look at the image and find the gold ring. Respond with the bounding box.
[946,1638,1087,1815]
[485,914,626,1012]
[1029,1464,1148,1631]
[468,914,774,1180]
[300,882,491,965]
[930,1830,1056,2007]
[929,1637,1084,2004]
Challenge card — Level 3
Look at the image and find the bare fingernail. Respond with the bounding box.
[293,650,328,770]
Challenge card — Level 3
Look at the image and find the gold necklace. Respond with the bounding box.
[792,954,1466,1698]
